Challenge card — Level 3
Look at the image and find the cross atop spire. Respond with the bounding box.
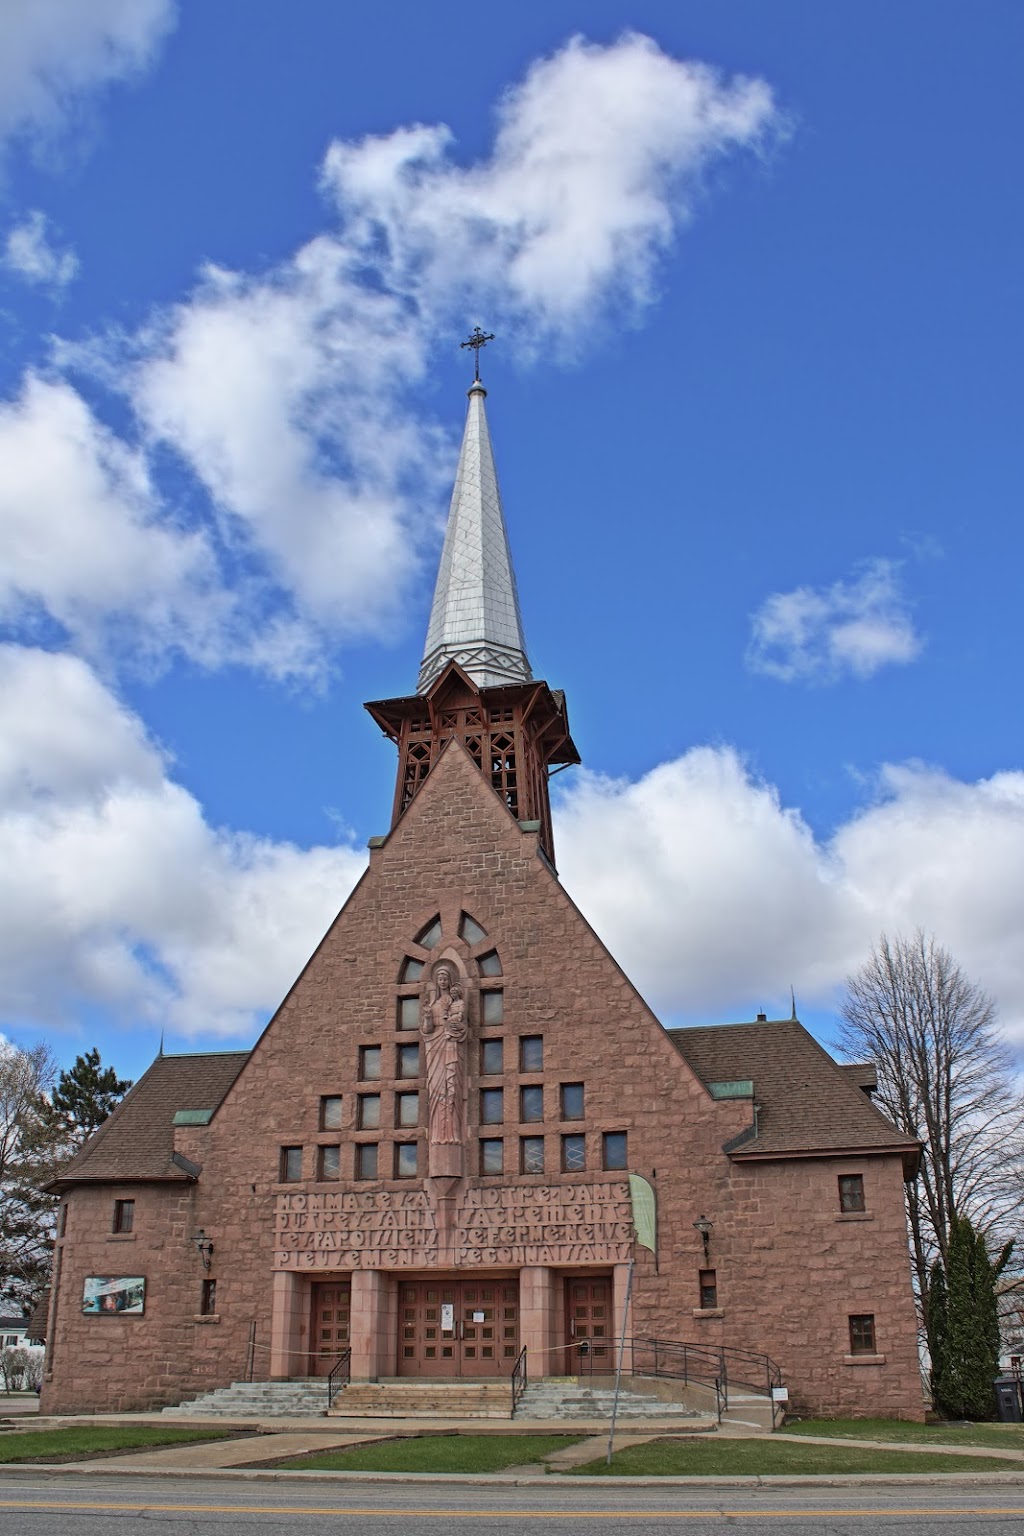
[417,363,531,694]
[460,325,495,382]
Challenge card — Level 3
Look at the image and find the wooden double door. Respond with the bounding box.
[310,1281,351,1376]
[398,1277,519,1377]
[564,1276,613,1373]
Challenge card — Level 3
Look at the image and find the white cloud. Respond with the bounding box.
[747,558,922,683]
[42,34,776,664]
[0,374,321,680]
[0,0,175,156]
[0,645,365,1038]
[3,209,78,289]
[554,748,1024,1041]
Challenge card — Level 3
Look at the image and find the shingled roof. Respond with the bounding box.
[49,1051,249,1190]
[669,1018,918,1168]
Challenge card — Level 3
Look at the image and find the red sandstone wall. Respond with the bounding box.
[42,741,923,1418]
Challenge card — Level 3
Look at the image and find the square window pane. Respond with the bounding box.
[482,990,504,1025]
[395,1143,418,1178]
[602,1131,627,1170]
[481,1038,504,1074]
[320,1095,343,1131]
[561,1082,585,1120]
[357,1093,381,1130]
[480,1088,504,1124]
[398,1044,420,1079]
[356,1143,378,1180]
[562,1134,586,1172]
[280,1146,303,1182]
[520,1136,544,1174]
[396,1092,419,1128]
[398,996,420,1031]
[359,1046,381,1081]
[319,1145,341,1180]
[519,1035,543,1072]
[478,949,502,976]
[520,1085,544,1122]
[480,1138,504,1175]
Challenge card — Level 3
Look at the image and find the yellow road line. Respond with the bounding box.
[1,1500,1024,1519]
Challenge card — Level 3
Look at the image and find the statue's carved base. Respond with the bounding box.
[428,1174,463,1267]
[428,1145,464,1179]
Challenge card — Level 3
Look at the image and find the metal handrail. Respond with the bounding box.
[571,1336,785,1426]
[510,1346,528,1418]
[326,1349,352,1410]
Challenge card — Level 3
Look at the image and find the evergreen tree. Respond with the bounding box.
[927,1257,948,1408]
[49,1049,131,1143]
[933,1215,1010,1420]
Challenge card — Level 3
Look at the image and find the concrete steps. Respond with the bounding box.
[328,1380,511,1419]
[514,1377,709,1424]
[162,1379,328,1418]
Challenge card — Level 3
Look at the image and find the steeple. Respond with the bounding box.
[365,348,579,866]
[418,379,532,694]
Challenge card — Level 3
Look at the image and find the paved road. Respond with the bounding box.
[0,1474,1023,1535]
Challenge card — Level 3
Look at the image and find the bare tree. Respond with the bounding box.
[0,1042,69,1313]
[837,931,1024,1323]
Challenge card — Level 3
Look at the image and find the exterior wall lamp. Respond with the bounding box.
[693,1215,713,1263]
[191,1230,214,1270]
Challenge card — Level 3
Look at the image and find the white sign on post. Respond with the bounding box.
[440,1303,455,1333]
[771,1386,789,1403]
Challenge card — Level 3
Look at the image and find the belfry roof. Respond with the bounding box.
[418,379,532,693]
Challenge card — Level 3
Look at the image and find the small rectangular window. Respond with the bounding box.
[59,1203,68,1237]
[395,1091,419,1128]
[279,1146,303,1183]
[394,1143,418,1179]
[561,1133,586,1172]
[478,950,502,976]
[359,1045,381,1081]
[519,1035,543,1072]
[480,1088,504,1124]
[482,990,504,1025]
[357,1093,381,1130]
[561,1082,585,1120]
[318,1145,341,1180]
[520,1085,544,1122]
[848,1314,877,1354]
[356,1143,378,1180]
[602,1131,628,1170]
[699,1270,717,1309]
[112,1199,135,1234]
[520,1136,544,1174]
[320,1095,343,1131]
[480,1138,504,1175]
[398,996,420,1031]
[397,1043,420,1079]
[480,1038,504,1074]
[839,1174,866,1213]
[200,1278,217,1316]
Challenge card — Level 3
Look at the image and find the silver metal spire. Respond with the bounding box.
[417,377,532,693]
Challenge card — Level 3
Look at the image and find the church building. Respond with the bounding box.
[42,356,924,1420]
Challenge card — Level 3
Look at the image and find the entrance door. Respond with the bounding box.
[398,1278,519,1377]
[564,1276,613,1374]
[310,1281,351,1376]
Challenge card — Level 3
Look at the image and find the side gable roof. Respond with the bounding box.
[49,1051,249,1189]
[669,1019,919,1165]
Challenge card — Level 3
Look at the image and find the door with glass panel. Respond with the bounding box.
[310,1280,351,1376]
[563,1276,612,1374]
[398,1278,519,1376]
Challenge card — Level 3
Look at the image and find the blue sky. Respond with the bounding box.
[1,1,1021,1086]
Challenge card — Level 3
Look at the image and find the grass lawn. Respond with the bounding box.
[783,1417,1024,1452]
[569,1437,1016,1477]
[0,1425,236,1464]
[276,1433,583,1474]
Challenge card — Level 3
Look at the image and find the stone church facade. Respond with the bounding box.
[42,371,924,1420]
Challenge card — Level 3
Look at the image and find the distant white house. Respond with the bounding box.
[0,1317,43,1353]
